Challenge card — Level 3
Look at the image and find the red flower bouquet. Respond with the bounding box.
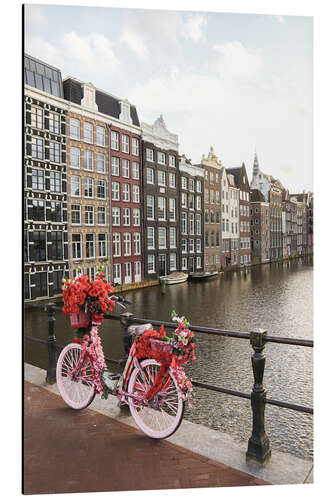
[62,269,115,328]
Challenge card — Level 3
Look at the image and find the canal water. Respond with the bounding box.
[24,259,313,460]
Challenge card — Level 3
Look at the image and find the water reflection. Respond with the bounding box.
[24,259,313,460]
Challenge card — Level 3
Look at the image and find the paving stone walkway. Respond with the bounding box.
[24,381,270,494]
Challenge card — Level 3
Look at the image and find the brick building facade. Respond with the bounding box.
[250,189,270,263]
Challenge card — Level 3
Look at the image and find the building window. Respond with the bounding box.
[121,101,131,122]
[147,167,154,184]
[196,256,202,268]
[147,195,154,219]
[113,263,122,284]
[50,201,62,222]
[97,179,106,199]
[196,214,201,235]
[33,272,48,299]
[189,239,194,253]
[170,253,177,271]
[87,267,96,282]
[169,172,176,188]
[69,118,80,140]
[134,261,141,279]
[133,208,140,226]
[122,134,130,153]
[84,177,94,198]
[189,179,195,192]
[211,231,215,247]
[158,170,166,186]
[31,231,46,261]
[169,198,176,221]
[113,233,121,257]
[216,231,220,246]
[111,131,119,150]
[169,155,176,167]
[123,183,130,202]
[111,206,120,226]
[111,157,120,176]
[124,233,131,256]
[158,197,166,220]
[112,182,120,200]
[49,112,60,134]
[146,148,154,161]
[70,147,80,169]
[84,150,94,171]
[189,194,194,210]
[181,192,187,208]
[205,231,209,247]
[182,257,187,270]
[134,232,141,255]
[72,234,82,259]
[85,205,94,225]
[158,227,166,249]
[51,232,63,260]
[197,180,202,192]
[147,254,155,273]
[181,177,188,190]
[96,126,105,146]
[132,162,140,180]
[123,207,131,226]
[189,213,195,234]
[196,239,202,252]
[157,152,166,165]
[31,106,43,129]
[71,175,81,197]
[196,196,202,210]
[84,122,93,143]
[147,227,155,249]
[124,262,132,281]
[98,234,107,257]
[122,159,130,178]
[97,153,106,173]
[181,239,187,254]
[132,138,139,156]
[181,212,187,234]
[71,204,81,225]
[133,185,140,203]
[31,137,44,159]
[31,200,45,221]
[170,227,176,248]
[50,171,61,192]
[86,233,95,258]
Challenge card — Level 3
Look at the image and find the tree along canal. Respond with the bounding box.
[24,259,313,460]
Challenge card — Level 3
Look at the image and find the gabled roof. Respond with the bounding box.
[63,77,140,126]
[225,167,242,187]
[250,189,266,202]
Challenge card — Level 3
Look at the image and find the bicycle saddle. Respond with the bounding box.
[127,323,152,337]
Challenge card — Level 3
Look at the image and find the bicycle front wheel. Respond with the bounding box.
[56,343,95,410]
[128,359,184,439]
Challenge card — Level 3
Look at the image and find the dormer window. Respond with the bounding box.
[81,83,98,111]
[120,100,132,123]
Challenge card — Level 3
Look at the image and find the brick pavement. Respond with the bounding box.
[24,381,270,494]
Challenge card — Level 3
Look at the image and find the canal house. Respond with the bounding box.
[250,189,270,264]
[141,116,180,279]
[24,54,69,301]
[178,155,204,274]
[198,147,222,272]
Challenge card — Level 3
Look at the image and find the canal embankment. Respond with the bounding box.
[24,362,313,487]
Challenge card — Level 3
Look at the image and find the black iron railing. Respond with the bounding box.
[24,303,313,464]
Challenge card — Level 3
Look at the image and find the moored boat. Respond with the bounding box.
[160,272,188,285]
[189,271,219,280]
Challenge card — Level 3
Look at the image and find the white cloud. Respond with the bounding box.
[181,14,207,43]
[26,31,119,80]
[121,27,149,62]
[213,41,264,84]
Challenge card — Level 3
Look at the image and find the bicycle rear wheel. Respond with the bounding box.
[128,359,184,439]
[56,343,95,410]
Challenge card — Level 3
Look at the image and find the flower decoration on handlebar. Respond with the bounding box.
[62,269,115,329]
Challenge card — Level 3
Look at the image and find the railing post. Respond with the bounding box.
[46,303,56,384]
[246,328,271,463]
[120,312,134,358]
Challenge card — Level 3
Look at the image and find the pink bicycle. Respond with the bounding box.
[56,296,194,439]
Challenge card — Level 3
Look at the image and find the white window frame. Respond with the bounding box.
[84,150,94,171]
[97,153,106,173]
[69,118,80,140]
[70,147,80,169]
[147,254,155,274]
[97,206,106,225]
[96,126,105,147]
[84,122,93,144]
[133,185,140,203]
[147,227,155,249]
[112,181,120,201]
[132,137,139,156]
[111,157,120,176]
[133,208,140,226]
[123,183,130,202]
[71,175,81,197]
[132,162,140,180]
[122,134,130,153]
[111,131,119,150]
[124,232,131,256]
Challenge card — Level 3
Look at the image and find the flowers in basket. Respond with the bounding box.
[62,269,115,330]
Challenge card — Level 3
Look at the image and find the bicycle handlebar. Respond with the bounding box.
[111,295,132,305]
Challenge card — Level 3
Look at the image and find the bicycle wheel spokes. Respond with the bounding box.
[56,343,96,410]
[128,359,184,439]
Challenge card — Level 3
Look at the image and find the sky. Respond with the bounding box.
[24,3,313,193]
